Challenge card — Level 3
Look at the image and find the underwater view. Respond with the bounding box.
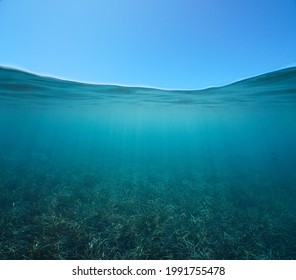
[0,66,296,260]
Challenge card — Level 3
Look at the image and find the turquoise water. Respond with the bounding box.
[0,66,296,259]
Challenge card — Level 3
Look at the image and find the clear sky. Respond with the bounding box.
[0,0,295,89]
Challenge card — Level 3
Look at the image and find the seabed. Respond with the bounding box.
[0,158,295,260]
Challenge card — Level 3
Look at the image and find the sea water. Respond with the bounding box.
[0,66,296,259]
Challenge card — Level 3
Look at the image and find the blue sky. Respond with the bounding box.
[0,0,295,89]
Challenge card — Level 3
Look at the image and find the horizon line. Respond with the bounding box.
[1,63,295,92]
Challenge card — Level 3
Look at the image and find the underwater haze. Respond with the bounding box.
[0,66,296,259]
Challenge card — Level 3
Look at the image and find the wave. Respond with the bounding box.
[0,66,296,107]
